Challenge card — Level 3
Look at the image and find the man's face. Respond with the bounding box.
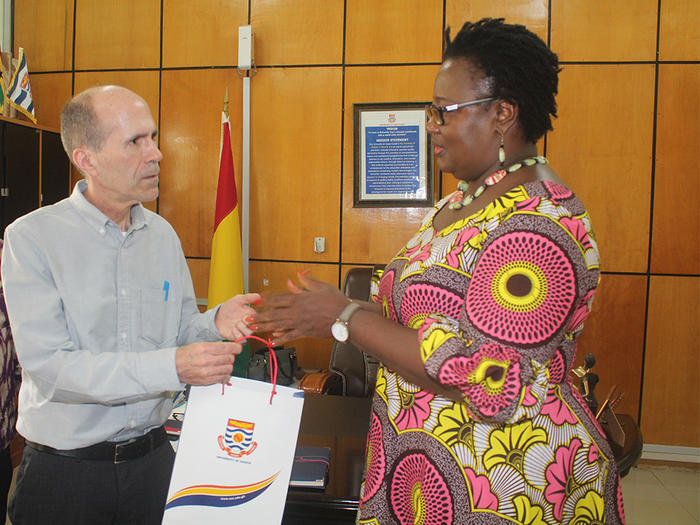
[87,90,163,206]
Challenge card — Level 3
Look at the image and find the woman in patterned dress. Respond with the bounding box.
[255,18,625,525]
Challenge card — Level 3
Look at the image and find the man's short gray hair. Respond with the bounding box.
[59,88,108,161]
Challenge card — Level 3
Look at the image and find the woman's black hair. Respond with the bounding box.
[444,18,561,143]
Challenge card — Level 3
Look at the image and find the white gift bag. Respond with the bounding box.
[162,375,304,524]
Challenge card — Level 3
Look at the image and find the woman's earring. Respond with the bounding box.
[498,132,506,166]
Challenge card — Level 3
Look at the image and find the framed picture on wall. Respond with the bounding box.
[353,102,433,208]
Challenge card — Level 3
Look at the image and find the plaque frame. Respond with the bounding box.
[353,102,433,208]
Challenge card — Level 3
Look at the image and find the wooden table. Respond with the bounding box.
[283,393,372,525]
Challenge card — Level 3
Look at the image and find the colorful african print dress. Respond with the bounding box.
[358,181,626,525]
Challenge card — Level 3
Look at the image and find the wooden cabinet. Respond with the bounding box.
[0,117,70,236]
[41,129,71,207]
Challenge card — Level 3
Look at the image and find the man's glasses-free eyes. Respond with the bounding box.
[425,97,495,125]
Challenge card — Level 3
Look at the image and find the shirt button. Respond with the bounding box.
[121,289,127,296]
[99,228,105,235]
[121,332,127,340]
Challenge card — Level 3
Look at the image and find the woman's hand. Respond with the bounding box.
[252,272,349,345]
[214,292,262,340]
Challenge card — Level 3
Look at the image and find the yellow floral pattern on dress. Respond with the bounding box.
[419,325,456,362]
[434,403,476,454]
[573,490,606,524]
[374,365,388,404]
[483,421,548,473]
[513,494,549,525]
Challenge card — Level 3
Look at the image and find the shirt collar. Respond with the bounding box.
[69,180,149,235]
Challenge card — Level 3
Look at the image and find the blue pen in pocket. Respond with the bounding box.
[163,280,170,302]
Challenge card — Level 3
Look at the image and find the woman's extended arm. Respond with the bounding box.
[252,273,460,399]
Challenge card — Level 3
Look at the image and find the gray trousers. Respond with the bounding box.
[9,440,175,525]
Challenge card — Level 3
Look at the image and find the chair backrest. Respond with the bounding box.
[329,266,382,397]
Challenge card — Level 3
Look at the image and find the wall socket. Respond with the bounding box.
[314,237,326,253]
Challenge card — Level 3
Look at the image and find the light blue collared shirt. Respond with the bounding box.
[1,180,221,449]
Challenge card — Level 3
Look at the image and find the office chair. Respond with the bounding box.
[298,266,383,397]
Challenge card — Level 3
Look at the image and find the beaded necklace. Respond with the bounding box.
[447,155,548,210]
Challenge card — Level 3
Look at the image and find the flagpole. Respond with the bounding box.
[241,76,250,294]
[223,86,229,117]
[238,25,254,294]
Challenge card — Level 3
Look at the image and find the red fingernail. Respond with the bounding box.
[254,298,263,305]
[250,325,259,331]
[245,316,255,323]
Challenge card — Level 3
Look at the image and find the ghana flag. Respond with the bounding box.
[207,107,244,313]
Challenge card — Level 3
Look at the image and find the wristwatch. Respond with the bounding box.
[331,301,362,343]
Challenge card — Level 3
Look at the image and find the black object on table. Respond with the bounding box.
[283,393,371,525]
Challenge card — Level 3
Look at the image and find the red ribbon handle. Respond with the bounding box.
[221,335,279,404]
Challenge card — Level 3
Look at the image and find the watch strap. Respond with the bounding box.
[337,301,362,323]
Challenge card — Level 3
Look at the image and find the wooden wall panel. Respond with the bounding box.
[445,0,548,43]
[547,65,655,273]
[159,69,243,258]
[186,258,211,303]
[250,67,342,262]
[29,73,72,130]
[13,0,73,72]
[162,0,248,68]
[249,261,338,369]
[73,70,160,123]
[343,65,440,264]
[651,65,700,275]
[74,0,161,70]
[641,276,700,447]
[252,0,344,65]
[551,0,657,61]
[345,0,443,64]
[659,0,700,60]
[575,275,646,420]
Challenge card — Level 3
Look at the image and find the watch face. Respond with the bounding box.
[331,321,349,342]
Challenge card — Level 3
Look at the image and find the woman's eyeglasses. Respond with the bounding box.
[426,97,495,126]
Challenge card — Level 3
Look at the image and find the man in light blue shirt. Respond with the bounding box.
[1,85,260,524]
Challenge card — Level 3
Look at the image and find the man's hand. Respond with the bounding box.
[175,341,241,385]
[214,292,261,341]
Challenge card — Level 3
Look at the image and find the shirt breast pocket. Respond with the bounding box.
[139,287,181,347]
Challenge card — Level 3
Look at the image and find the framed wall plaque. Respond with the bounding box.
[353,102,433,208]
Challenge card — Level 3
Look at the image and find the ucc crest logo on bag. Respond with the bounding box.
[218,418,258,458]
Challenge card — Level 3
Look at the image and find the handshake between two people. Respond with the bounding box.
[176,272,350,386]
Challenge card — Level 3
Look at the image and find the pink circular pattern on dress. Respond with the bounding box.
[438,343,521,417]
[400,284,464,326]
[466,231,576,344]
[549,350,566,383]
[361,412,386,502]
[390,453,453,525]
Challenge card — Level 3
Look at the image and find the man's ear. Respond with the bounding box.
[495,99,519,135]
[72,147,97,178]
